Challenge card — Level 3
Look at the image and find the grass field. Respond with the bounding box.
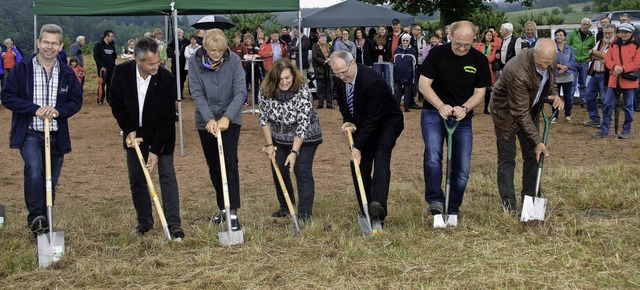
[506,2,595,24]
[1,56,639,288]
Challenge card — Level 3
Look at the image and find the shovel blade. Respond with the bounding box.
[0,204,5,228]
[433,214,446,228]
[37,231,65,268]
[218,230,244,246]
[358,215,373,236]
[446,215,458,227]
[521,195,547,222]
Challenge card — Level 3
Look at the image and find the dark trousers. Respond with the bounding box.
[394,83,415,109]
[198,124,242,210]
[270,144,319,218]
[20,131,64,225]
[98,68,114,103]
[484,87,491,112]
[351,123,403,221]
[558,81,573,117]
[126,146,181,228]
[495,124,539,209]
[316,77,333,107]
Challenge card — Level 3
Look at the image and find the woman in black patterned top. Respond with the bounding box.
[259,59,323,222]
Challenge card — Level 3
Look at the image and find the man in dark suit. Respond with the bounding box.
[328,50,404,227]
[110,37,184,240]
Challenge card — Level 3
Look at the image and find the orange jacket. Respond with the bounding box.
[258,37,289,71]
[604,37,640,89]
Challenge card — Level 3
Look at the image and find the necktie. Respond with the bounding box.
[346,83,354,116]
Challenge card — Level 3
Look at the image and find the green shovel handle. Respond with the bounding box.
[538,101,558,169]
[443,116,459,157]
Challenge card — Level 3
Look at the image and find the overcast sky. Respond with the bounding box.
[300,0,343,8]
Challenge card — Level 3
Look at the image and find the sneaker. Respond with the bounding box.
[132,224,151,236]
[582,120,600,127]
[169,225,185,240]
[428,202,444,215]
[271,208,289,218]
[230,215,242,231]
[211,210,225,224]
[369,201,385,219]
[30,215,49,235]
[565,116,572,121]
[618,132,631,139]
[502,199,516,212]
[550,117,557,124]
[591,132,608,139]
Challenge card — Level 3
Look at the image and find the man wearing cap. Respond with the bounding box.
[418,21,491,225]
[592,23,640,140]
[385,18,412,64]
[619,13,640,112]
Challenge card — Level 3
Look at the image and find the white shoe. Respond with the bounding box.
[119,131,123,136]
[433,214,446,228]
[565,116,572,121]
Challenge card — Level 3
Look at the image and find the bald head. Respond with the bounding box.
[450,21,475,56]
[533,38,556,70]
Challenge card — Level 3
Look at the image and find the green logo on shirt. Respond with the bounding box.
[464,66,477,73]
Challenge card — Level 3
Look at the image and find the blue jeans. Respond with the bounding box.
[20,130,65,225]
[573,61,589,104]
[600,88,635,135]
[373,62,392,93]
[584,72,606,123]
[421,110,473,215]
[557,82,573,117]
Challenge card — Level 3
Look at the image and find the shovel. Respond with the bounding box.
[346,130,379,236]
[614,80,622,136]
[521,101,558,222]
[216,129,244,246]
[269,154,301,234]
[434,117,459,228]
[37,118,65,268]
[133,138,172,241]
[0,204,5,229]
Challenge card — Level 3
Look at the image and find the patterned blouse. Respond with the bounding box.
[258,85,323,146]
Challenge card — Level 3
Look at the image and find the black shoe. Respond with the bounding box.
[272,208,289,218]
[635,106,640,112]
[169,225,185,240]
[326,105,334,109]
[484,110,490,114]
[30,215,49,235]
[369,201,385,219]
[404,108,411,112]
[428,202,444,215]
[230,216,242,231]
[502,199,516,212]
[133,224,151,236]
[211,210,226,224]
[409,104,420,109]
[316,104,324,109]
[300,215,312,224]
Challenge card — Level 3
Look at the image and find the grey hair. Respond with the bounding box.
[603,24,617,31]
[501,23,513,34]
[143,32,153,38]
[76,35,85,42]
[524,21,537,28]
[581,18,592,25]
[3,38,13,44]
[328,50,354,65]
[450,20,475,37]
[177,28,183,34]
[134,37,159,61]
[39,24,63,43]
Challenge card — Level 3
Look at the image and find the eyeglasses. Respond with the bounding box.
[402,39,410,42]
[452,41,472,49]
[333,61,352,78]
[40,40,60,47]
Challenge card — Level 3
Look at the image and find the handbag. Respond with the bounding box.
[618,44,639,81]
[492,60,501,71]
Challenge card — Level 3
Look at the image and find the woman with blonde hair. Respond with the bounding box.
[152,28,167,65]
[259,59,322,222]
[188,29,247,230]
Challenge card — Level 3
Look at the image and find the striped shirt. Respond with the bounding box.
[30,57,60,132]
[592,40,610,73]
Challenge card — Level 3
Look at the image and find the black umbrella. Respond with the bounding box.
[191,15,235,30]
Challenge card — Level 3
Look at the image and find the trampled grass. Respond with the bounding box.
[1,57,639,288]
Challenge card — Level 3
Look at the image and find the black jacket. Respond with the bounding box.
[355,38,376,66]
[110,60,177,155]
[333,63,404,150]
[501,34,518,69]
[289,34,310,69]
[93,39,116,70]
[167,36,190,73]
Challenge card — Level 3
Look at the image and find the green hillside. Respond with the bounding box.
[505,2,595,25]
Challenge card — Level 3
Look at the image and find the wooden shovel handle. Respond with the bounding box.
[346,130,368,206]
[44,118,53,207]
[270,155,297,217]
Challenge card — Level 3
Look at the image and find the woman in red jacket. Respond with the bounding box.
[592,23,640,139]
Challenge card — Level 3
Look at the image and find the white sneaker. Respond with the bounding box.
[565,116,572,121]
[551,118,557,124]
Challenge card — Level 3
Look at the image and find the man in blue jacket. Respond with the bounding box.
[1,24,83,240]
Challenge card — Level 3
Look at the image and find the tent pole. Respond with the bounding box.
[171,2,185,157]
[33,1,37,53]
[298,10,302,73]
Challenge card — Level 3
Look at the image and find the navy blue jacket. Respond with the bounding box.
[393,45,417,84]
[1,55,83,153]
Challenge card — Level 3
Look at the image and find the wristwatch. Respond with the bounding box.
[462,105,468,114]
[291,149,300,156]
